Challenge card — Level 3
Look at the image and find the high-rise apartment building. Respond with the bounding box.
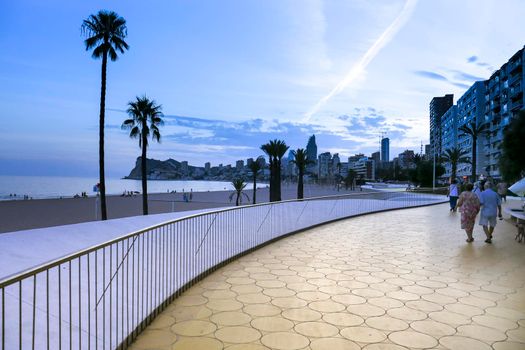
[204,162,211,173]
[440,105,458,178]
[397,150,416,169]
[236,160,244,171]
[380,137,390,163]
[483,47,525,177]
[306,135,318,174]
[317,152,331,179]
[371,151,380,168]
[429,94,454,158]
[332,153,341,175]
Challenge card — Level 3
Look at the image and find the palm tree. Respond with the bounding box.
[229,179,250,206]
[459,121,489,181]
[82,11,129,220]
[291,149,313,199]
[248,157,263,204]
[441,147,469,181]
[261,139,289,202]
[122,96,163,215]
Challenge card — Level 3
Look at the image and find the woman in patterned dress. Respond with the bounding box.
[455,183,481,242]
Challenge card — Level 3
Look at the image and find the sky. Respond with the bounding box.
[1,0,525,177]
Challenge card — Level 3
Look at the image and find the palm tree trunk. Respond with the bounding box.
[141,125,148,215]
[269,159,275,202]
[276,160,282,201]
[298,170,304,199]
[98,51,108,220]
[471,137,477,182]
[452,162,457,181]
[252,175,257,204]
[236,192,240,206]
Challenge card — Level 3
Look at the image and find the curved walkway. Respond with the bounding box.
[130,204,525,350]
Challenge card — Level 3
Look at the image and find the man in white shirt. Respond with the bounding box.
[479,182,502,243]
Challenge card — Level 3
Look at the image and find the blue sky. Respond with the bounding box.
[1,0,525,177]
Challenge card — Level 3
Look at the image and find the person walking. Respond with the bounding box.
[479,182,502,243]
[456,183,480,243]
[497,181,508,202]
[447,180,459,212]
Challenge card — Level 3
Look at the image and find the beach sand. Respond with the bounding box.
[0,183,359,233]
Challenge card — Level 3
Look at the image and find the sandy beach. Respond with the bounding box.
[0,183,359,233]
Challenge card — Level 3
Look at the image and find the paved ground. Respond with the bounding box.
[129,203,525,350]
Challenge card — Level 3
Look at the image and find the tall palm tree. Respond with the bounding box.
[248,157,263,204]
[441,147,469,181]
[291,148,313,199]
[82,11,129,220]
[261,139,289,202]
[229,179,250,206]
[459,121,489,181]
[122,96,163,215]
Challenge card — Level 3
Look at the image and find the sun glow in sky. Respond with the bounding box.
[1,0,525,176]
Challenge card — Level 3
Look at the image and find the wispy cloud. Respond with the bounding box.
[467,55,478,63]
[303,0,418,121]
[414,70,448,81]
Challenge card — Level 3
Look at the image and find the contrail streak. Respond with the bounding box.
[304,0,418,121]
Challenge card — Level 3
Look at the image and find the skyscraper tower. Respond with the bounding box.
[381,137,390,163]
[306,135,318,174]
[429,94,454,158]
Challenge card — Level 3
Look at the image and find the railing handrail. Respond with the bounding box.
[0,190,444,287]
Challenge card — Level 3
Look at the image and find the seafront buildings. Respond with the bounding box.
[432,45,525,180]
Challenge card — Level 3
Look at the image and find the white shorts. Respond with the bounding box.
[479,215,497,227]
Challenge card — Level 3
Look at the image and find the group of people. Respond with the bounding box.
[448,179,507,244]
[182,189,193,203]
[73,192,89,198]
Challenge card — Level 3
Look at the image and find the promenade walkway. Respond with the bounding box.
[130,203,525,350]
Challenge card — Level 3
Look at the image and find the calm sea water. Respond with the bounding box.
[0,175,238,200]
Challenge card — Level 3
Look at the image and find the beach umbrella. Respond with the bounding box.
[509,177,525,197]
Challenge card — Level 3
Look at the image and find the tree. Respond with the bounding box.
[336,162,342,191]
[499,110,525,182]
[248,157,264,204]
[82,11,129,220]
[441,147,469,181]
[261,139,289,202]
[344,169,357,190]
[122,96,163,215]
[458,121,489,181]
[229,179,250,206]
[290,148,313,199]
[409,159,445,187]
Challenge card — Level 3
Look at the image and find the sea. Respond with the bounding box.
[0,175,240,200]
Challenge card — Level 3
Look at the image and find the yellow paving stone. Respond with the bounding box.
[298,271,325,279]
[486,307,525,320]
[210,311,252,326]
[507,327,525,343]
[171,320,217,337]
[370,282,403,293]
[202,290,237,299]
[207,299,243,312]
[278,275,306,284]
[436,287,469,298]
[429,276,458,284]
[421,293,457,305]
[439,335,492,350]
[389,330,438,348]
[448,282,480,292]
[332,293,367,305]
[132,329,177,349]
[410,320,456,337]
[417,280,447,288]
[337,280,369,289]
[386,290,420,301]
[429,310,471,326]
[318,285,351,294]
[310,337,360,350]
[225,343,269,350]
[250,273,278,280]
[271,296,308,308]
[169,305,213,321]
[148,314,176,329]
[340,326,387,343]
[244,267,270,273]
[492,342,525,350]
[200,281,231,290]
[262,287,296,297]
[444,303,484,317]
[386,278,415,287]
[296,291,330,301]
[215,326,261,344]
[402,285,434,295]
[236,293,271,304]
[231,284,263,294]
[346,304,386,317]
[472,315,519,332]
[352,288,385,298]
[405,300,443,312]
[175,295,208,307]
[387,306,427,321]
[470,290,506,301]
[282,308,322,322]
[250,316,294,332]
[362,343,411,350]
[294,321,339,337]
[457,295,496,308]
[171,337,223,350]
[286,282,318,292]
[457,324,507,342]
[366,316,409,331]
[256,279,286,288]
[243,304,282,317]
[260,332,309,350]
[322,312,364,327]
[226,277,256,285]
[309,300,346,312]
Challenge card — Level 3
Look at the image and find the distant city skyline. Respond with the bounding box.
[2,1,525,177]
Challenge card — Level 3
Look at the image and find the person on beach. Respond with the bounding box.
[455,183,480,243]
[479,182,502,244]
[497,181,508,202]
[190,189,193,201]
[447,179,459,212]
